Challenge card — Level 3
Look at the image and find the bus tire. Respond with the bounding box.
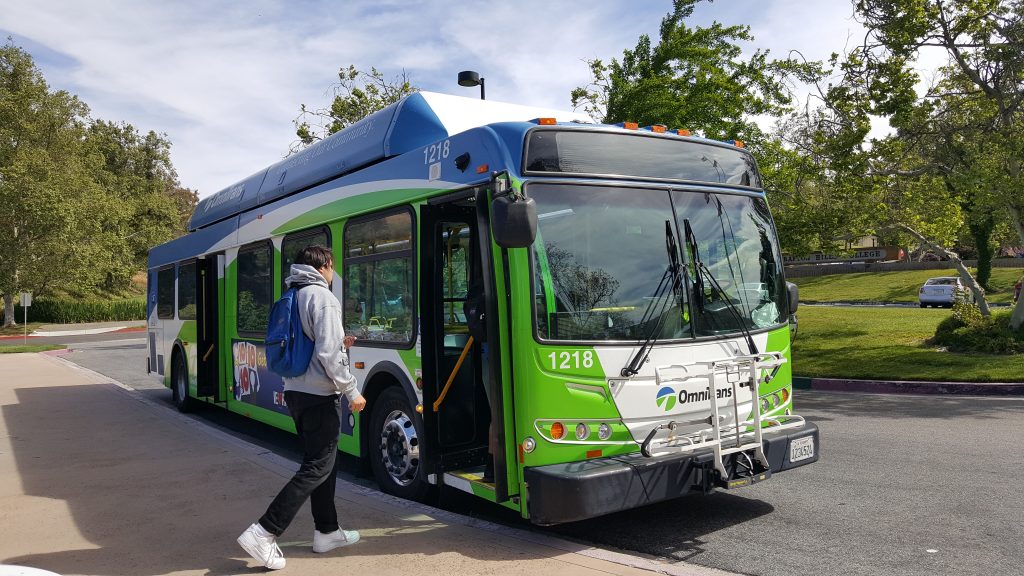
[368,386,430,502]
[171,350,193,413]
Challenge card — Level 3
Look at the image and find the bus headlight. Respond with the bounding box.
[598,423,613,440]
[575,422,590,440]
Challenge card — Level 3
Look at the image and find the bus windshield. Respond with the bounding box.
[531,183,787,342]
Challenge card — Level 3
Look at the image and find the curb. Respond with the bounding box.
[793,376,1024,396]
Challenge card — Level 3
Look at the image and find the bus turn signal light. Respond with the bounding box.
[550,422,566,440]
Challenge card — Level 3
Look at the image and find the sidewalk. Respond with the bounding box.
[0,321,146,341]
[0,353,729,576]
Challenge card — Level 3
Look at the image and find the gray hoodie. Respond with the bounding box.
[282,264,359,401]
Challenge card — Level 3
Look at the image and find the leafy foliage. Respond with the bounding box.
[932,310,1024,354]
[571,0,823,142]
[293,65,418,151]
[3,298,146,324]
[0,41,194,325]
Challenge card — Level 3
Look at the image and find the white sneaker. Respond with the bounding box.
[312,529,361,553]
[237,523,286,570]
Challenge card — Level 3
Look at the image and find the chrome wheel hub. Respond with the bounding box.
[379,409,419,486]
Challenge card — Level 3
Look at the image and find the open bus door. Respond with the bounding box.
[420,191,512,502]
[196,254,221,400]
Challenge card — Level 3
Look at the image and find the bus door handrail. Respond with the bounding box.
[433,335,474,412]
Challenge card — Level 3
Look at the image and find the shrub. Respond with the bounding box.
[2,298,146,324]
[932,310,1024,355]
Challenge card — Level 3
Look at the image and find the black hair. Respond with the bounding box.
[295,245,334,270]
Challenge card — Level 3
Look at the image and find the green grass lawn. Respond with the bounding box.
[791,266,1024,304]
[792,306,1023,382]
[0,323,44,337]
[0,344,66,354]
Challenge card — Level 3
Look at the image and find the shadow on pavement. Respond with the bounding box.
[1,383,592,575]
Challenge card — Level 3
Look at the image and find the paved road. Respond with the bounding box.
[61,339,1024,576]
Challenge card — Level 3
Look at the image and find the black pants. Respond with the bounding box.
[258,391,341,536]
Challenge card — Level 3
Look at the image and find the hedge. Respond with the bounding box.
[2,298,146,324]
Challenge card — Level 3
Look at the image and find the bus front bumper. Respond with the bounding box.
[523,421,819,525]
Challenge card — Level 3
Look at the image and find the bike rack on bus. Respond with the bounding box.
[639,352,806,482]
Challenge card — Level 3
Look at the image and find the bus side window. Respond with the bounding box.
[281,227,330,292]
[343,210,415,345]
[178,261,197,320]
[157,265,176,320]
[237,242,273,336]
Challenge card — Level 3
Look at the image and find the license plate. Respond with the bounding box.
[790,436,815,463]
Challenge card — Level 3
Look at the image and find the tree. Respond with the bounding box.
[0,42,109,325]
[0,42,196,325]
[847,0,1024,328]
[85,120,197,288]
[570,0,823,142]
[292,65,417,151]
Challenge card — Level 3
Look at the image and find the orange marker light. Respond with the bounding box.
[624,122,639,130]
[354,361,365,369]
[550,422,565,440]
[734,140,745,148]
[537,117,557,125]
[476,164,489,174]
[651,125,666,133]
[586,449,603,459]
[677,129,691,136]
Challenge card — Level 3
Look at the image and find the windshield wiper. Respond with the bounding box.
[683,218,758,356]
[621,221,684,377]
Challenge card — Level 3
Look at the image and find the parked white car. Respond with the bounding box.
[918,277,966,308]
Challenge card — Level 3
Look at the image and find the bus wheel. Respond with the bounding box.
[369,386,429,501]
[171,351,193,413]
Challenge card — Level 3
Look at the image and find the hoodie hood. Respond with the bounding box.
[285,264,329,289]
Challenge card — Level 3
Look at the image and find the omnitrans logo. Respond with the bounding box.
[655,387,677,412]
[655,385,734,412]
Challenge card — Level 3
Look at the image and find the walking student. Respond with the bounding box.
[237,245,366,570]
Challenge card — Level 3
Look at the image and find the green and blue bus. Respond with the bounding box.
[147,91,818,525]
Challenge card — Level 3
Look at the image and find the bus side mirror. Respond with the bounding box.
[491,195,537,248]
[787,281,799,314]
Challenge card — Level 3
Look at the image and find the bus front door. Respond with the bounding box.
[421,196,509,500]
[196,254,220,400]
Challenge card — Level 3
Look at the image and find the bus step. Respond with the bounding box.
[715,468,772,490]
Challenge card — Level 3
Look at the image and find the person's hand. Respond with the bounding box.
[343,335,356,349]
[349,393,366,413]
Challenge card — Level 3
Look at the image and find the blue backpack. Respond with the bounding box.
[265,285,315,377]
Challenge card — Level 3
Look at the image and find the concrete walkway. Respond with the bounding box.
[0,353,730,576]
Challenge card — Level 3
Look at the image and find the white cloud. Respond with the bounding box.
[4,0,885,198]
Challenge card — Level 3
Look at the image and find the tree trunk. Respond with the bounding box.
[1008,204,1024,331]
[968,215,994,290]
[2,293,15,328]
[897,224,991,316]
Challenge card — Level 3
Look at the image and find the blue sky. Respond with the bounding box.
[3,1,881,197]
